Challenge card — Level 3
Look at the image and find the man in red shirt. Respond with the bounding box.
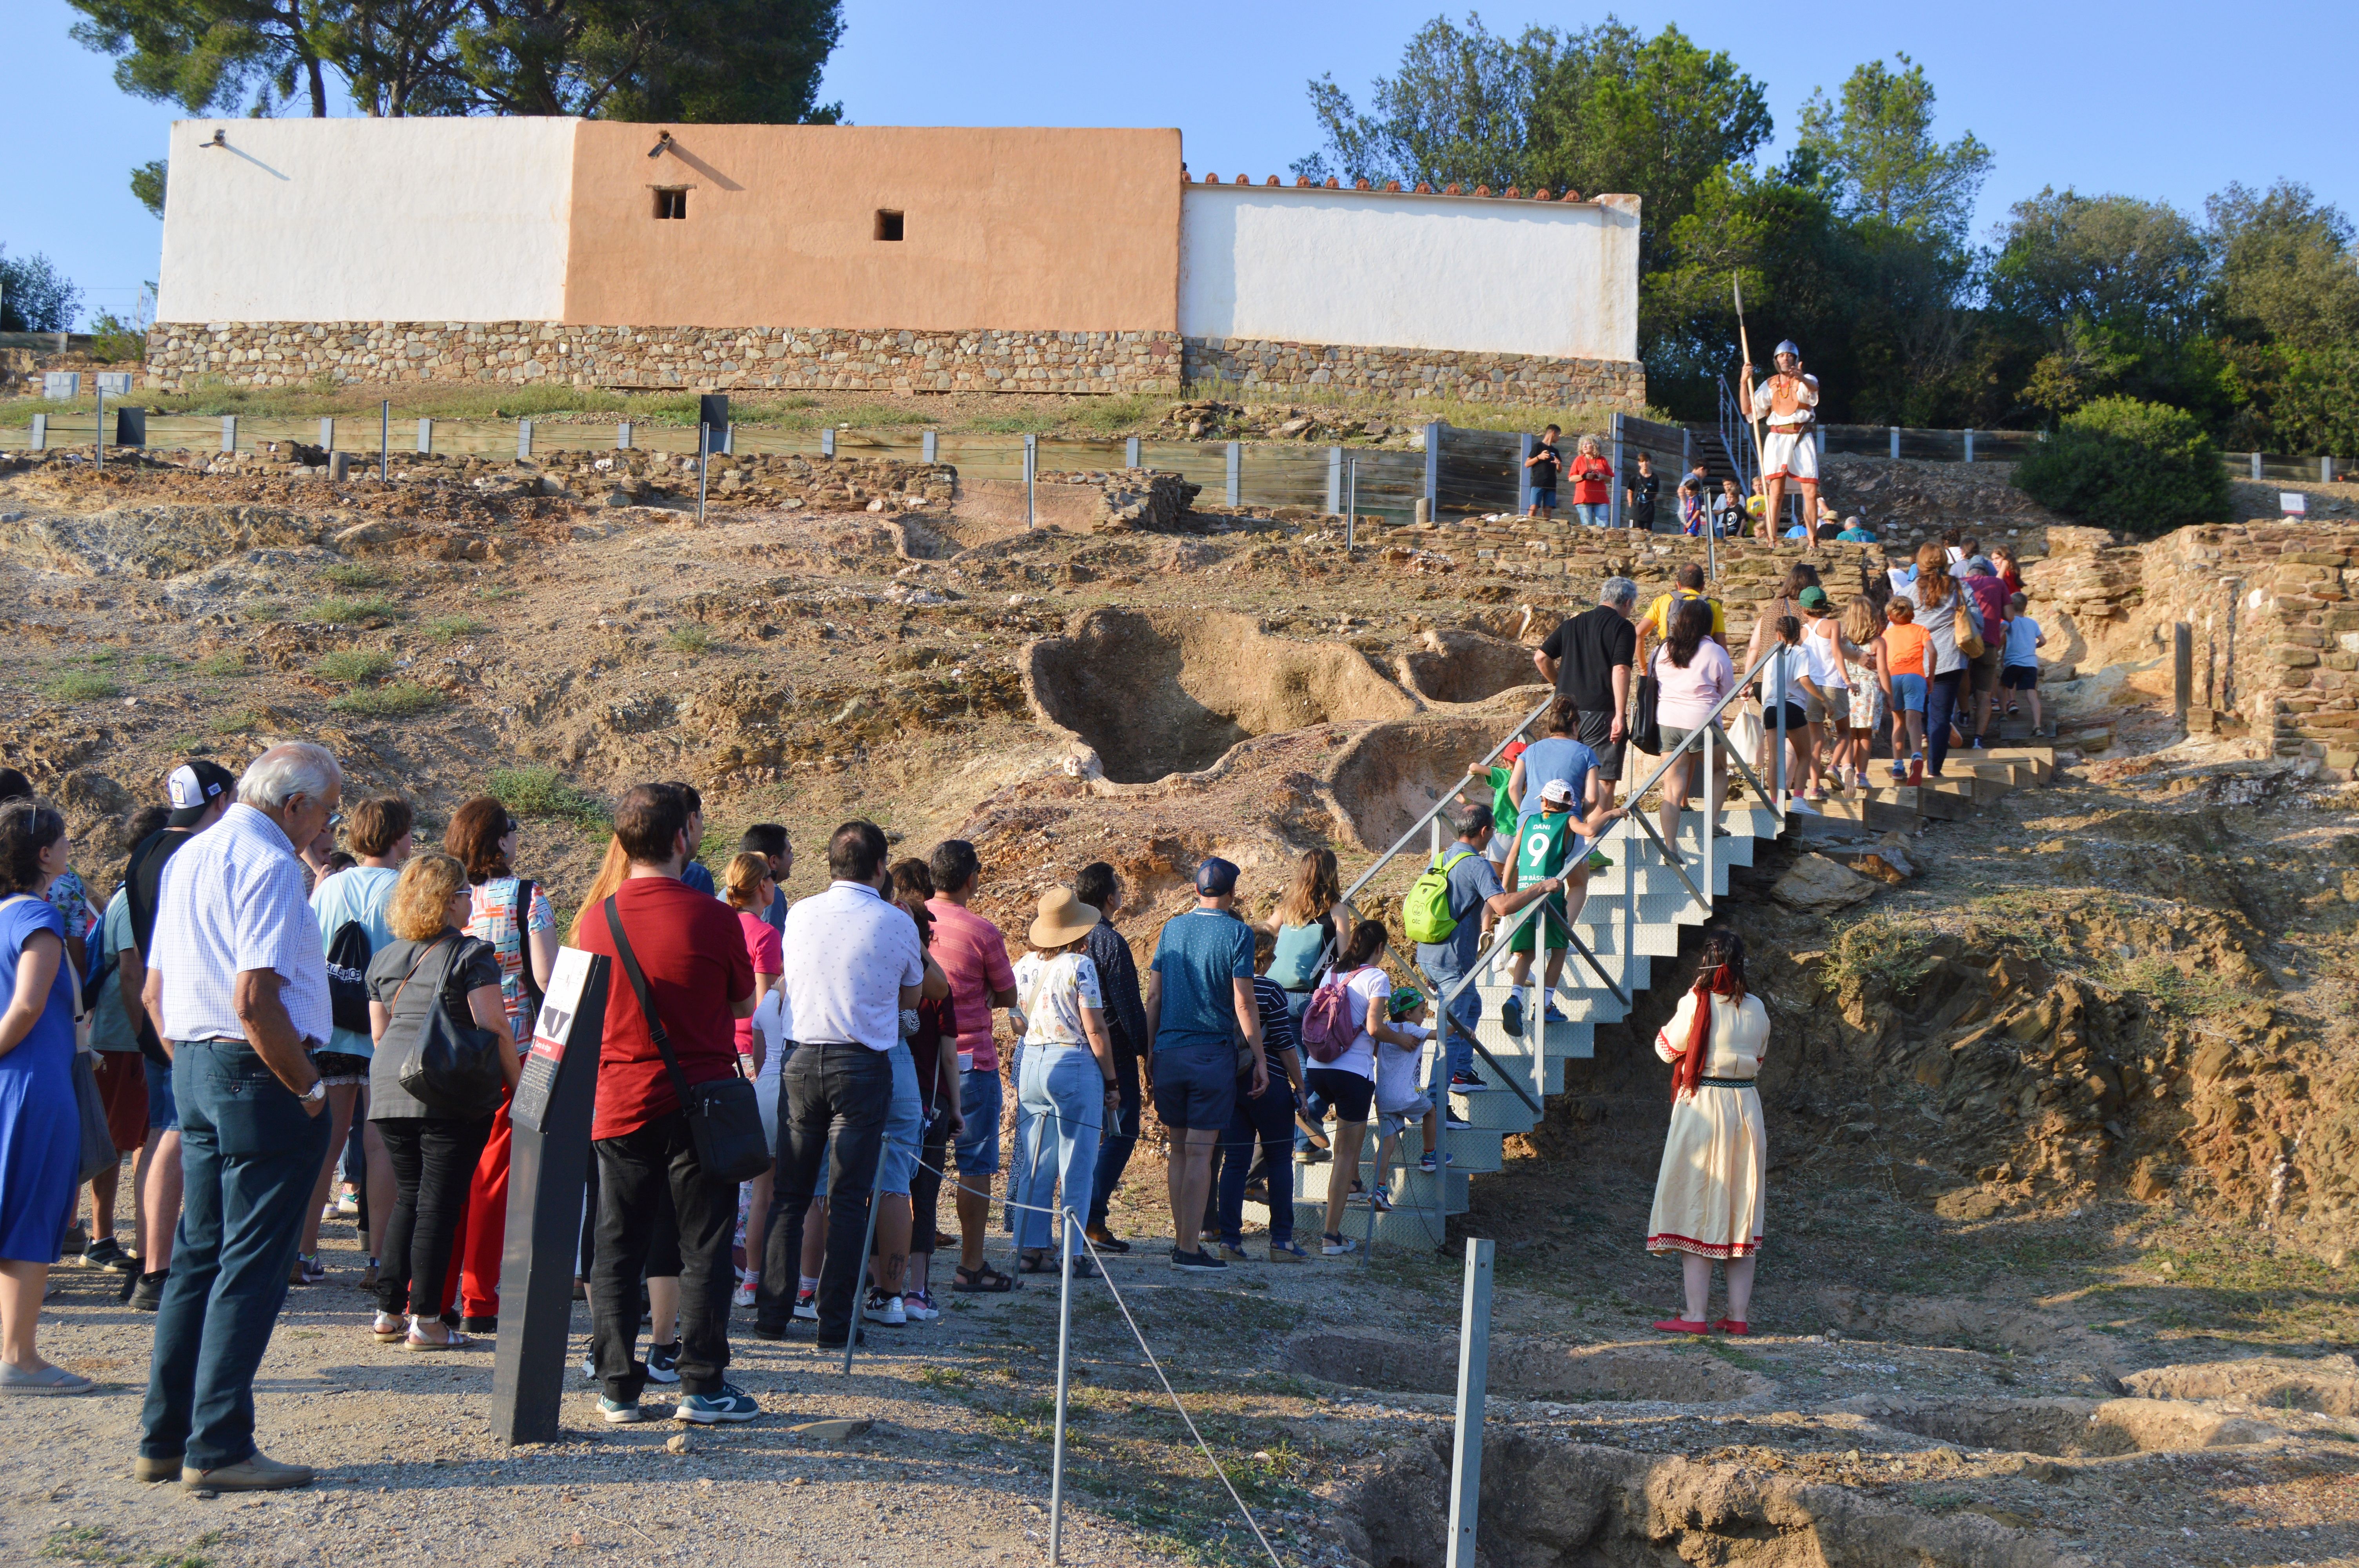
[925,840,1021,1294]
[575,784,758,1425]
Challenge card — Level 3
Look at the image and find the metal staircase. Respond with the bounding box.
[1262,659,1798,1251]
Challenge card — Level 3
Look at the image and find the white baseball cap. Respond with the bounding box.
[1539,778,1577,806]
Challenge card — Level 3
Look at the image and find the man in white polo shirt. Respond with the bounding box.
[761,820,924,1350]
[134,742,341,1494]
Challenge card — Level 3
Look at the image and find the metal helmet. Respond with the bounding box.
[1774,340,1801,360]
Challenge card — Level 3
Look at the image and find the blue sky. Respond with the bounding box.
[4,0,2350,328]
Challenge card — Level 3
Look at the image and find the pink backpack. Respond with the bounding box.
[1299,968,1364,1064]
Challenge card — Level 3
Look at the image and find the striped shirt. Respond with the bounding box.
[152,803,333,1048]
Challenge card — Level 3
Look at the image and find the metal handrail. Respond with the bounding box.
[1338,692,1552,912]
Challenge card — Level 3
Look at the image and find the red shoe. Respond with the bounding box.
[1713,1319,1750,1336]
[1652,1317,1711,1336]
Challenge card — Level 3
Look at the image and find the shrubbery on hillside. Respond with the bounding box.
[2013,396,2234,537]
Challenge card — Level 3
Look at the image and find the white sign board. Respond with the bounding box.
[42,372,79,400]
[95,372,135,396]
[2280,492,2308,517]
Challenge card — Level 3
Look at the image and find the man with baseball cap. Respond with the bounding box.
[116,759,237,1312]
[1143,857,1266,1272]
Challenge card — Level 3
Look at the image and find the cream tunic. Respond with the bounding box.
[1645,989,1770,1260]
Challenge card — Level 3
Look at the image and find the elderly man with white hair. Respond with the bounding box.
[134,742,342,1493]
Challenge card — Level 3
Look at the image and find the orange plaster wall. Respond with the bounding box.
[561,124,1182,333]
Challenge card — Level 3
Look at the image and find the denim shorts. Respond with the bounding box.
[877,1042,923,1198]
[1532,487,1558,510]
[145,1054,180,1132]
[1149,1038,1235,1132]
[956,1066,1003,1176]
[1892,672,1928,714]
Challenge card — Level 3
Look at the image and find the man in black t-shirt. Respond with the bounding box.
[1535,579,1640,807]
[1627,455,1659,533]
[1523,424,1564,521]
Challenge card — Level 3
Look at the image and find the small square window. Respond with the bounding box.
[874,209,904,241]
[654,188,688,220]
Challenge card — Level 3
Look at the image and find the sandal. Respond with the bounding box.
[371,1311,406,1343]
[403,1327,473,1352]
[1016,1250,1056,1275]
[951,1262,1018,1294]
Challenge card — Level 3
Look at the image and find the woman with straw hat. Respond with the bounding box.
[1009,887,1118,1276]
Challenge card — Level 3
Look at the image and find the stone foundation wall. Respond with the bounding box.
[1181,335,1645,410]
[140,320,1648,409]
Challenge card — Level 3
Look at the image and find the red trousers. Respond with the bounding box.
[440,1085,514,1319]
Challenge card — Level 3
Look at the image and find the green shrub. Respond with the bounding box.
[314,650,393,684]
[322,563,385,589]
[489,766,608,832]
[47,670,119,702]
[333,681,442,717]
[666,624,712,655]
[2012,396,2233,536]
[193,650,252,678]
[425,615,486,643]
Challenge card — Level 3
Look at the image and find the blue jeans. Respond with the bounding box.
[140,1039,330,1469]
[1925,668,1967,776]
[764,1044,892,1343]
[1011,1045,1101,1252]
[1572,501,1606,528]
[1086,1044,1141,1231]
[1417,957,1481,1098]
[876,1042,922,1198]
[1214,1073,1297,1247]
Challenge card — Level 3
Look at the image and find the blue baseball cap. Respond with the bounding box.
[1194,857,1239,896]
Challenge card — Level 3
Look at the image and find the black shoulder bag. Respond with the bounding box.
[603,897,770,1183]
[393,933,509,1118]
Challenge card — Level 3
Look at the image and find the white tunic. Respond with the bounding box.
[1645,989,1770,1260]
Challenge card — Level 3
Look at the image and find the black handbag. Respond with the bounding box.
[1631,671,1664,755]
[392,933,508,1117]
[604,897,770,1183]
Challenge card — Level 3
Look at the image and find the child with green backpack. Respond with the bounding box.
[1500,776,1626,1035]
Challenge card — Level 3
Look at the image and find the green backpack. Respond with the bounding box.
[1403,848,1476,945]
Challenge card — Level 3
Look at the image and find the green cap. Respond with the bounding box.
[1798,586,1830,609]
[1388,984,1426,1019]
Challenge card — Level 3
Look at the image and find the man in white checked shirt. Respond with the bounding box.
[134,743,342,1494]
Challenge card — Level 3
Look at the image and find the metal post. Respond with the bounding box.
[1224,440,1240,507]
[220,415,236,455]
[925,429,940,464]
[616,421,632,450]
[1963,428,1976,464]
[2173,622,2193,726]
[516,419,533,461]
[1424,421,1442,517]
[320,415,335,453]
[1445,1238,1495,1568]
[95,386,104,472]
[1346,459,1359,550]
[1516,433,1534,517]
[1048,1207,1077,1563]
[1025,433,1038,529]
[2250,451,2263,481]
[380,399,390,482]
[821,427,836,458]
[842,1141,887,1376]
[1701,722,1716,900]
[1774,673,1788,814]
[417,417,433,455]
[1889,426,1901,461]
[1608,412,1626,529]
[2325,456,2337,485]
[1122,434,1139,469]
[721,422,734,456]
[1326,445,1343,516]
[29,414,44,452]
[697,423,709,525]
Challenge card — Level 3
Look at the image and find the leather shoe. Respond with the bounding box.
[1651,1318,1711,1336]
[183,1451,314,1491]
[130,1454,182,1483]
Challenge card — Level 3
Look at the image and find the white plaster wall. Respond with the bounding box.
[1179,185,1639,361]
[155,118,577,324]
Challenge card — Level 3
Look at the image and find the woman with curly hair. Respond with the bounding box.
[1646,929,1769,1336]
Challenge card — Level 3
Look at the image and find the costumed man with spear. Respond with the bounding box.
[1739,341,1822,547]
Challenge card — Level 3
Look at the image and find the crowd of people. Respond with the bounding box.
[0,535,2054,1469]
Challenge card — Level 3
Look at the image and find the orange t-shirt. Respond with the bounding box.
[1884,623,1930,679]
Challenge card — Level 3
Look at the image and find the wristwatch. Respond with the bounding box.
[300,1078,327,1105]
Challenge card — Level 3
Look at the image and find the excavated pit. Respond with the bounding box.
[1288,1334,1774,1404]
[1324,714,1504,852]
[1846,1395,2289,1457]
[1341,1434,2073,1568]
[2124,1354,2359,1417]
[1395,628,1550,706]
[1022,607,1418,783]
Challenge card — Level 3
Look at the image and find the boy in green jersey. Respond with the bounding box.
[1500,777,1625,1030]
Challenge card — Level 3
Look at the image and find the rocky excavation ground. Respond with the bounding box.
[0,445,2355,1568]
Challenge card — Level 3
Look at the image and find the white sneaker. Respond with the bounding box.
[731,1274,756,1309]
[902,1290,940,1321]
[863,1292,907,1326]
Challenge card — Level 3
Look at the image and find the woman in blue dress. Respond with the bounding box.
[0,799,92,1393]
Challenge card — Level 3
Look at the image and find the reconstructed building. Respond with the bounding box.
[145,119,1641,409]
